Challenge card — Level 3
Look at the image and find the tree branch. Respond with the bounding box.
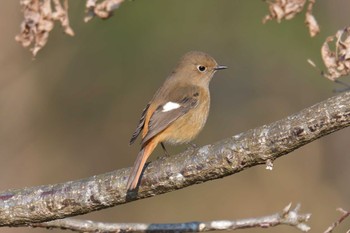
[324,208,350,233]
[29,204,310,232]
[0,91,349,226]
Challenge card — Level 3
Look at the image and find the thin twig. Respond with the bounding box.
[30,204,310,232]
[324,208,350,233]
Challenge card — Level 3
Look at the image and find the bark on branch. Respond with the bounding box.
[0,91,349,227]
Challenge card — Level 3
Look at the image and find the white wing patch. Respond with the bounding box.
[162,102,181,112]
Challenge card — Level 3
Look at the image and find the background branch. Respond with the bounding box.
[0,91,349,227]
[324,208,350,233]
[29,204,311,232]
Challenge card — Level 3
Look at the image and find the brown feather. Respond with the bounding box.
[129,103,150,145]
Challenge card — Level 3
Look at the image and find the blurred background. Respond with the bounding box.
[1,1,350,232]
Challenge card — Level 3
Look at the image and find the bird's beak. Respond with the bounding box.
[214,65,228,70]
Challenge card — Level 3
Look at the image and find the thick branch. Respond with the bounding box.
[30,204,310,232]
[0,91,349,226]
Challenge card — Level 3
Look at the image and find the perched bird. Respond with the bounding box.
[127,51,227,191]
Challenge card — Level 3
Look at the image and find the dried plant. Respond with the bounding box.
[15,0,74,56]
[85,0,124,22]
[15,0,125,56]
[321,27,350,81]
[263,0,320,37]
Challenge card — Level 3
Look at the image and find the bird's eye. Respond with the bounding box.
[197,65,206,72]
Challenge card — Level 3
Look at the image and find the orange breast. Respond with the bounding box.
[159,92,210,145]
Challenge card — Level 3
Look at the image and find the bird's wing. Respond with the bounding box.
[141,86,200,146]
[129,103,150,145]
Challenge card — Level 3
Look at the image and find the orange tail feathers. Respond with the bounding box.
[126,140,158,191]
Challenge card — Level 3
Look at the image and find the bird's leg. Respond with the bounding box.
[186,143,198,150]
[334,80,350,93]
[160,142,170,157]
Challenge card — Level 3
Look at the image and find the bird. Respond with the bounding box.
[127,51,227,191]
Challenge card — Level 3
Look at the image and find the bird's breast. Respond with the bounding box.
[160,91,210,145]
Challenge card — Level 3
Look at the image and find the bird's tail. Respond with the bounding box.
[126,140,158,191]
